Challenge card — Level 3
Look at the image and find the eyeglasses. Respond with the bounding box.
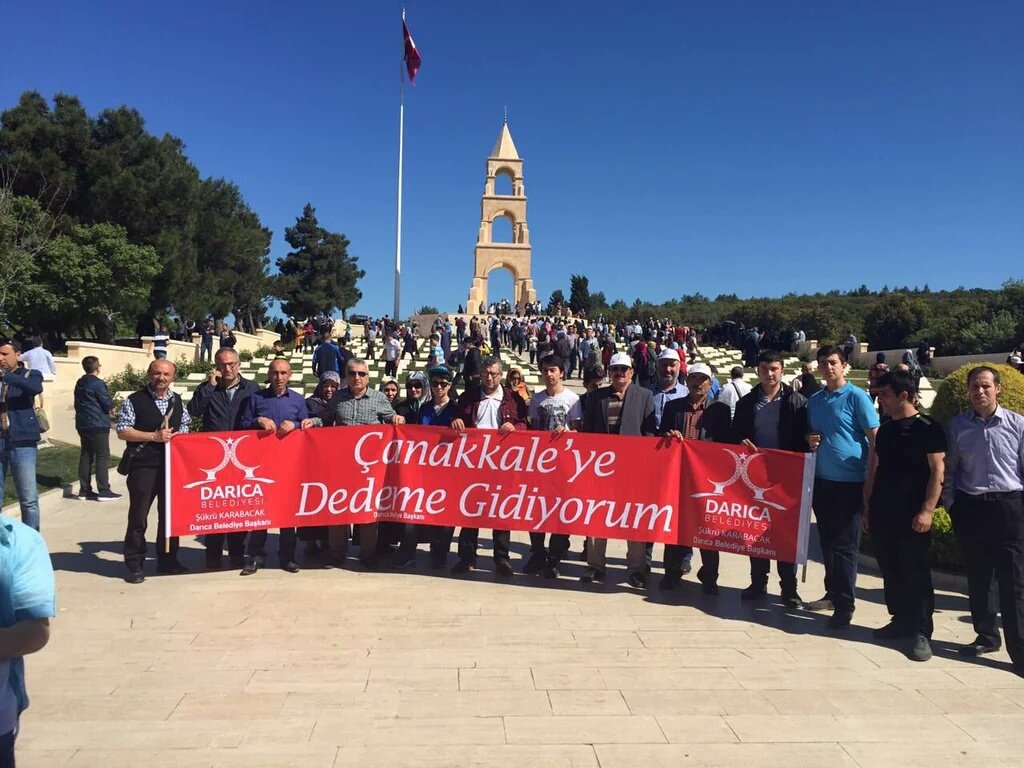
[347,370,369,377]
[609,366,630,374]
[430,380,451,388]
[482,371,502,379]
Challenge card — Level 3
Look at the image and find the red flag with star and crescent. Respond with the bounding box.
[403,20,422,83]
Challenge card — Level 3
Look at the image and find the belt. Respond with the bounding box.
[960,490,1024,502]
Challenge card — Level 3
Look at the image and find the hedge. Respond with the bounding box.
[931,362,1024,426]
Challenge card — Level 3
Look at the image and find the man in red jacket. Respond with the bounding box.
[450,356,528,577]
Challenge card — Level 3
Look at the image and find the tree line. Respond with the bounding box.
[0,91,363,343]
[549,278,1024,356]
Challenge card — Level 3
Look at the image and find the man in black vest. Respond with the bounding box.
[187,347,260,570]
[116,359,191,584]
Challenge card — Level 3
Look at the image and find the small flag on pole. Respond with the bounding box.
[403,20,422,83]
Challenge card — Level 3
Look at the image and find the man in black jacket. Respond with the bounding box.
[660,363,732,593]
[73,355,119,502]
[187,347,260,570]
[732,350,808,608]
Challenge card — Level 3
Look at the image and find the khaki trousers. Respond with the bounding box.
[587,537,647,574]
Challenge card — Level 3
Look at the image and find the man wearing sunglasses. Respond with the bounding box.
[330,358,405,569]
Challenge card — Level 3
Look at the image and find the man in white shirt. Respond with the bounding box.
[526,355,582,578]
[18,340,56,377]
[717,366,752,417]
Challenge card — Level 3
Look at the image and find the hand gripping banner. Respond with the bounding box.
[166,425,815,562]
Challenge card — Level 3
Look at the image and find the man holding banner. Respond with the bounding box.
[450,356,528,577]
[238,359,313,576]
[579,352,656,588]
[732,350,808,608]
[659,363,732,594]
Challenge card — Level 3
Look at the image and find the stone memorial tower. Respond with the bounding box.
[466,121,537,312]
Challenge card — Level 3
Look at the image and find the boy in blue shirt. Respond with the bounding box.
[806,345,879,629]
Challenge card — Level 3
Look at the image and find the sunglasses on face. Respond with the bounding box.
[348,371,369,377]
[430,380,450,388]
[408,382,423,389]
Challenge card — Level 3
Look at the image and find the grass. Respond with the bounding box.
[2,440,118,505]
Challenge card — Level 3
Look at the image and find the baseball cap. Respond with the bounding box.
[427,364,453,381]
[686,363,713,379]
[608,352,632,368]
[657,348,680,362]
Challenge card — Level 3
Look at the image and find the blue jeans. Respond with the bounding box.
[0,439,39,530]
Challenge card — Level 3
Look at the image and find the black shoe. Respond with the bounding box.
[741,583,768,601]
[451,559,474,575]
[580,567,606,583]
[701,580,719,596]
[828,611,853,630]
[873,621,910,640]
[958,636,1002,657]
[543,562,560,579]
[282,561,300,573]
[628,571,646,589]
[659,573,681,591]
[804,595,834,612]
[496,559,515,578]
[95,490,122,502]
[523,551,546,575]
[909,634,933,662]
[781,591,803,610]
[125,570,145,585]
[156,560,189,575]
[680,560,693,575]
[239,558,259,576]
[78,490,99,501]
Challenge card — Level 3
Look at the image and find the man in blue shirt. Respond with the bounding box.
[806,345,879,629]
[0,341,44,531]
[943,366,1024,668]
[239,359,312,576]
[0,513,55,766]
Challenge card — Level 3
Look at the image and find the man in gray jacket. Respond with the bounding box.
[73,356,119,502]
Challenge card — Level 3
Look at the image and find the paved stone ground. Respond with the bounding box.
[13,482,1024,767]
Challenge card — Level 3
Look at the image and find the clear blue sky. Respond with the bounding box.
[3,1,1022,318]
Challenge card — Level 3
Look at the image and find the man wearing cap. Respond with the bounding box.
[526,355,582,578]
[395,364,461,570]
[580,352,657,588]
[660,363,733,593]
[450,356,529,577]
[717,366,752,418]
[649,347,691,574]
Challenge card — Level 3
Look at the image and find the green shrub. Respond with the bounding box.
[238,349,254,362]
[930,363,1024,425]
[253,344,276,359]
[174,355,214,379]
[103,365,147,394]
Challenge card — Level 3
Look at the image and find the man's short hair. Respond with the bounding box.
[757,350,784,366]
[0,339,21,353]
[82,356,100,374]
[730,366,745,379]
[346,357,368,371]
[967,365,1000,386]
[481,355,502,370]
[583,365,605,383]
[539,354,564,373]
[214,347,239,363]
[816,345,847,364]
[877,370,917,399]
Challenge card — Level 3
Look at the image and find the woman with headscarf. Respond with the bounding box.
[300,371,342,558]
[505,367,530,409]
[395,371,430,420]
[379,377,400,406]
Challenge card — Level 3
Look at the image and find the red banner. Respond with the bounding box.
[166,426,814,562]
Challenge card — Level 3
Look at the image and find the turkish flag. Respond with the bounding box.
[403,20,422,83]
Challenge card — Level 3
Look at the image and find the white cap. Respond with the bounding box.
[657,348,680,362]
[686,363,713,379]
[608,352,632,368]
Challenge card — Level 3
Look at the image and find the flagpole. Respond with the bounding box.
[393,10,406,323]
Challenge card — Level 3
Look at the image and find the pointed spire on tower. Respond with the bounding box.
[491,121,520,160]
